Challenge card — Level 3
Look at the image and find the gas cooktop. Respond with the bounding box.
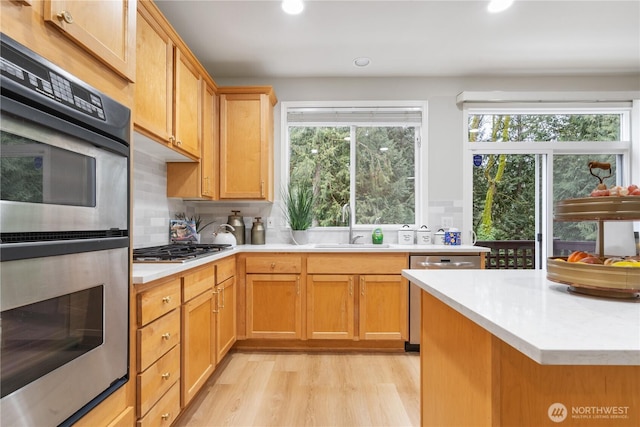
[133,243,232,263]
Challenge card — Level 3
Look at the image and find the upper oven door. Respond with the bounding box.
[0,99,128,233]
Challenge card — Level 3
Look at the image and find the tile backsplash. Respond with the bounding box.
[132,151,187,248]
[133,150,464,247]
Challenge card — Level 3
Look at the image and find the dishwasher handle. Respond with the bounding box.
[419,261,476,268]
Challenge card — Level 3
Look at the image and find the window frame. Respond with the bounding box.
[281,100,429,231]
[461,98,637,266]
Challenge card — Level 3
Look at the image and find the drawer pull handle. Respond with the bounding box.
[57,10,74,24]
[161,372,171,380]
[169,136,175,144]
[161,333,171,340]
[161,413,171,421]
[162,296,171,303]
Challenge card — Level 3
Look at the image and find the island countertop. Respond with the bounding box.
[402,269,640,366]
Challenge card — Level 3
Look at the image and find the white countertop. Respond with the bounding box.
[402,269,640,366]
[132,243,488,284]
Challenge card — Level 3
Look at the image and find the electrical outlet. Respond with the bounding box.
[441,216,453,229]
[266,217,274,228]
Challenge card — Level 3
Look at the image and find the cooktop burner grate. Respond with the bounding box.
[133,243,231,263]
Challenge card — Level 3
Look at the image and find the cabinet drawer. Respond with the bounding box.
[138,309,181,372]
[136,381,180,427]
[216,256,236,283]
[307,254,407,274]
[246,255,301,274]
[137,345,180,417]
[182,264,215,302]
[138,279,181,327]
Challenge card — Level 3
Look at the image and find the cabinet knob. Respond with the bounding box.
[161,372,171,380]
[161,332,171,340]
[161,413,171,421]
[162,296,171,304]
[57,10,73,24]
[270,262,276,269]
[176,140,182,146]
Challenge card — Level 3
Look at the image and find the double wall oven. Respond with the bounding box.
[0,34,130,426]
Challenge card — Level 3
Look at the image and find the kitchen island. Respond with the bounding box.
[402,269,639,426]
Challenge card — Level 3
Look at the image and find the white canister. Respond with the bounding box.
[434,228,446,245]
[416,225,432,245]
[397,224,415,245]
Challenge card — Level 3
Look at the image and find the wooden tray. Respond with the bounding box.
[555,196,640,221]
[547,257,640,298]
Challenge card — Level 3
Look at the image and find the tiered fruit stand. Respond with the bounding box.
[547,196,640,298]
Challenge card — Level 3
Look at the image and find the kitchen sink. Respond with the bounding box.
[313,243,391,248]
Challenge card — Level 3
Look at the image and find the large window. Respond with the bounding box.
[284,102,426,227]
[463,98,635,268]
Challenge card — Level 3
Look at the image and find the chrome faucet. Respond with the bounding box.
[342,203,363,244]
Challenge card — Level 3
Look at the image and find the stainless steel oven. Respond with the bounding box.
[0,33,130,427]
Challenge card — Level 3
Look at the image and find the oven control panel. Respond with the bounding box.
[0,37,106,121]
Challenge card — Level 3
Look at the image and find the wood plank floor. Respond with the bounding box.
[174,351,420,427]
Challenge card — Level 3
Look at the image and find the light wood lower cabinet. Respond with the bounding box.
[307,275,355,340]
[181,285,215,407]
[306,273,408,341]
[246,274,302,339]
[307,254,408,342]
[359,275,408,340]
[215,276,236,361]
[137,381,181,427]
[136,278,181,422]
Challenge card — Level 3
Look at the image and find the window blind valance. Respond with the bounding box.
[287,107,422,124]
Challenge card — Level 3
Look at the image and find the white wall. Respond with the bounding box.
[133,75,640,246]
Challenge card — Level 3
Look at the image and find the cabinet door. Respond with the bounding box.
[307,275,355,340]
[201,81,218,198]
[181,290,214,407]
[44,0,136,81]
[216,276,236,362]
[166,80,216,199]
[359,275,408,340]
[134,5,173,143]
[219,93,272,200]
[246,274,302,339]
[173,49,201,158]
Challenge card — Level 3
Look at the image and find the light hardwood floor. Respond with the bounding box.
[175,351,420,427]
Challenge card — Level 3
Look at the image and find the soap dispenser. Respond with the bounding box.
[372,218,384,244]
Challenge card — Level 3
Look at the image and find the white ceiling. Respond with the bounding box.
[154,0,640,79]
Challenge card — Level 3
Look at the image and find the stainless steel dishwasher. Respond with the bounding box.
[406,254,482,351]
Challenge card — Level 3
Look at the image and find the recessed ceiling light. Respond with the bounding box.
[487,0,514,13]
[282,0,304,15]
[353,57,371,68]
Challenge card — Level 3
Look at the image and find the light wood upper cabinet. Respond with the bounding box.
[134,1,201,160]
[173,49,201,158]
[44,0,136,81]
[167,79,218,199]
[134,4,172,143]
[219,87,277,201]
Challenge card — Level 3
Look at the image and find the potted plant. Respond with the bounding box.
[175,213,215,243]
[282,182,314,245]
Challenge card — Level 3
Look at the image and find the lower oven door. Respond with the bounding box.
[0,247,128,427]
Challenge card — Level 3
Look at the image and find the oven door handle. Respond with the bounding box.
[0,236,128,261]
